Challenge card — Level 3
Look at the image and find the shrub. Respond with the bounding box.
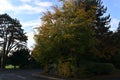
[91,63,115,75]
[58,61,71,77]
[57,60,115,78]
[110,53,120,69]
[68,61,92,78]
[76,61,115,78]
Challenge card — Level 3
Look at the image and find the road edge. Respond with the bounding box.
[32,73,65,80]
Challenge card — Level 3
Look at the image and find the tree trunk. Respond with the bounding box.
[44,63,49,74]
[1,55,7,69]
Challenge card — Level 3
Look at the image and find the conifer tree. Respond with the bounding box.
[90,0,112,58]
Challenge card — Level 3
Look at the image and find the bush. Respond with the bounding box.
[110,53,120,69]
[77,66,93,78]
[91,63,115,75]
[58,61,71,77]
[54,60,115,78]
[76,61,115,78]
[69,61,93,78]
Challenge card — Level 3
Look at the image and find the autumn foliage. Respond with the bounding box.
[32,0,120,78]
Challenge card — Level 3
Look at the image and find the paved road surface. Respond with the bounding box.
[0,69,50,80]
[1,69,120,80]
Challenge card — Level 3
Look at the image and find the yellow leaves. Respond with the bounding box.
[63,34,72,39]
[53,6,62,18]
[63,0,75,9]
[58,59,71,77]
[70,47,75,52]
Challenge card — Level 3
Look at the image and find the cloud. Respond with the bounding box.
[110,18,119,31]
[20,0,32,3]
[0,0,14,13]
[16,4,45,14]
[21,19,42,29]
[35,0,53,7]
[0,0,53,14]
[21,19,42,49]
[27,31,35,50]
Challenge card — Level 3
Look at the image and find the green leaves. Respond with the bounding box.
[8,49,30,68]
[33,0,97,73]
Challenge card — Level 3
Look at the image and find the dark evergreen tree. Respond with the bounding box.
[117,22,120,32]
[73,0,112,58]
[92,0,113,58]
[109,23,120,68]
[94,0,111,36]
[8,49,30,68]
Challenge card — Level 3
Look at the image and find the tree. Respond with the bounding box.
[8,49,30,68]
[117,22,120,31]
[108,23,120,68]
[87,0,112,58]
[33,0,116,77]
[0,13,27,68]
[33,0,96,75]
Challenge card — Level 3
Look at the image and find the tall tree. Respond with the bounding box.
[73,0,111,58]
[0,13,27,68]
[89,0,112,58]
[33,0,96,74]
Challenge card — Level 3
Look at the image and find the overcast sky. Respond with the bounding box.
[0,0,119,49]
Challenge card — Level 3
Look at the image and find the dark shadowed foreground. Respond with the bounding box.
[0,69,52,80]
[1,69,120,80]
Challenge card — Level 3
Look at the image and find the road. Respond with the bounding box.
[1,69,120,80]
[0,69,50,80]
